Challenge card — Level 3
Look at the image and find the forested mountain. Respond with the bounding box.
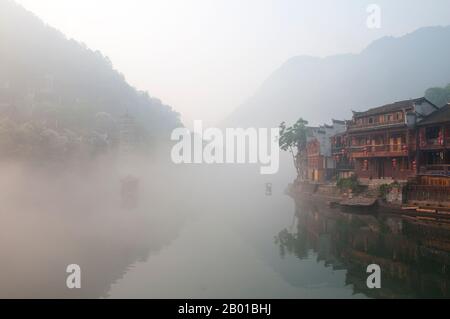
[0,0,181,160]
[226,26,450,127]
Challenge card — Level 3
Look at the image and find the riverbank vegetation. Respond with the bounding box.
[378,182,402,200]
[279,118,308,176]
[336,176,361,194]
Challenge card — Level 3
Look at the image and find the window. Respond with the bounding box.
[425,126,441,145]
[426,127,440,139]
[426,151,445,165]
[394,112,403,121]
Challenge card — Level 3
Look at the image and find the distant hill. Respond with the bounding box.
[0,0,181,159]
[226,26,450,128]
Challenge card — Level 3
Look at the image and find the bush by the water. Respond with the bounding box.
[378,182,401,200]
[336,176,360,193]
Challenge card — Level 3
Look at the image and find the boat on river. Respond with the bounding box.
[337,197,378,213]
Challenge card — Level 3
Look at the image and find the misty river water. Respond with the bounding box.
[1,160,450,299]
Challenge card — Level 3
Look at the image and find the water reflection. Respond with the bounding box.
[3,158,450,299]
[275,202,450,298]
[0,160,195,299]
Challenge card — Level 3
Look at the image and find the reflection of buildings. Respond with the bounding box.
[276,204,450,298]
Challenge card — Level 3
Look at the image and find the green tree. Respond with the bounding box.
[279,118,308,177]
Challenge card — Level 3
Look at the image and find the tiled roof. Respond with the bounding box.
[332,119,346,125]
[352,97,434,118]
[418,104,450,126]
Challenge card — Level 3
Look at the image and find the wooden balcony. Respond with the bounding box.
[419,165,450,177]
[419,139,446,150]
[348,119,405,131]
[336,162,355,171]
[419,135,450,150]
[350,144,408,158]
[331,146,347,156]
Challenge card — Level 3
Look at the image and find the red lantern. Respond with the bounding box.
[392,158,397,169]
[402,144,408,154]
[419,128,426,147]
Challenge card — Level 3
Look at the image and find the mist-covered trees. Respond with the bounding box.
[0,1,182,162]
[0,117,114,161]
[425,84,450,107]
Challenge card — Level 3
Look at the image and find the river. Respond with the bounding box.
[1,161,449,298]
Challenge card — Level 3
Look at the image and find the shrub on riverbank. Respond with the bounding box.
[336,176,360,193]
[378,182,401,200]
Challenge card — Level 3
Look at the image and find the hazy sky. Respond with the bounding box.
[15,0,450,126]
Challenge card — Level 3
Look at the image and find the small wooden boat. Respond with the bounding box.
[338,197,378,213]
[339,197,378,208]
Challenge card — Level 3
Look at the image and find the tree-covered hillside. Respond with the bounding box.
[0,0,181,160]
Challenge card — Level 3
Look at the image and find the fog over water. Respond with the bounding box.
[2,152,450,299]
[0,152,362,298]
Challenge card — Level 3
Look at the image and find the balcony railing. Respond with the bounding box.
[426,138,440,146]
[348,119,405,130]
[336,163,355,170]
[331,147,347,156]
[350,144,408,157]
[420,136,450,148]
[419,165,450,177]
